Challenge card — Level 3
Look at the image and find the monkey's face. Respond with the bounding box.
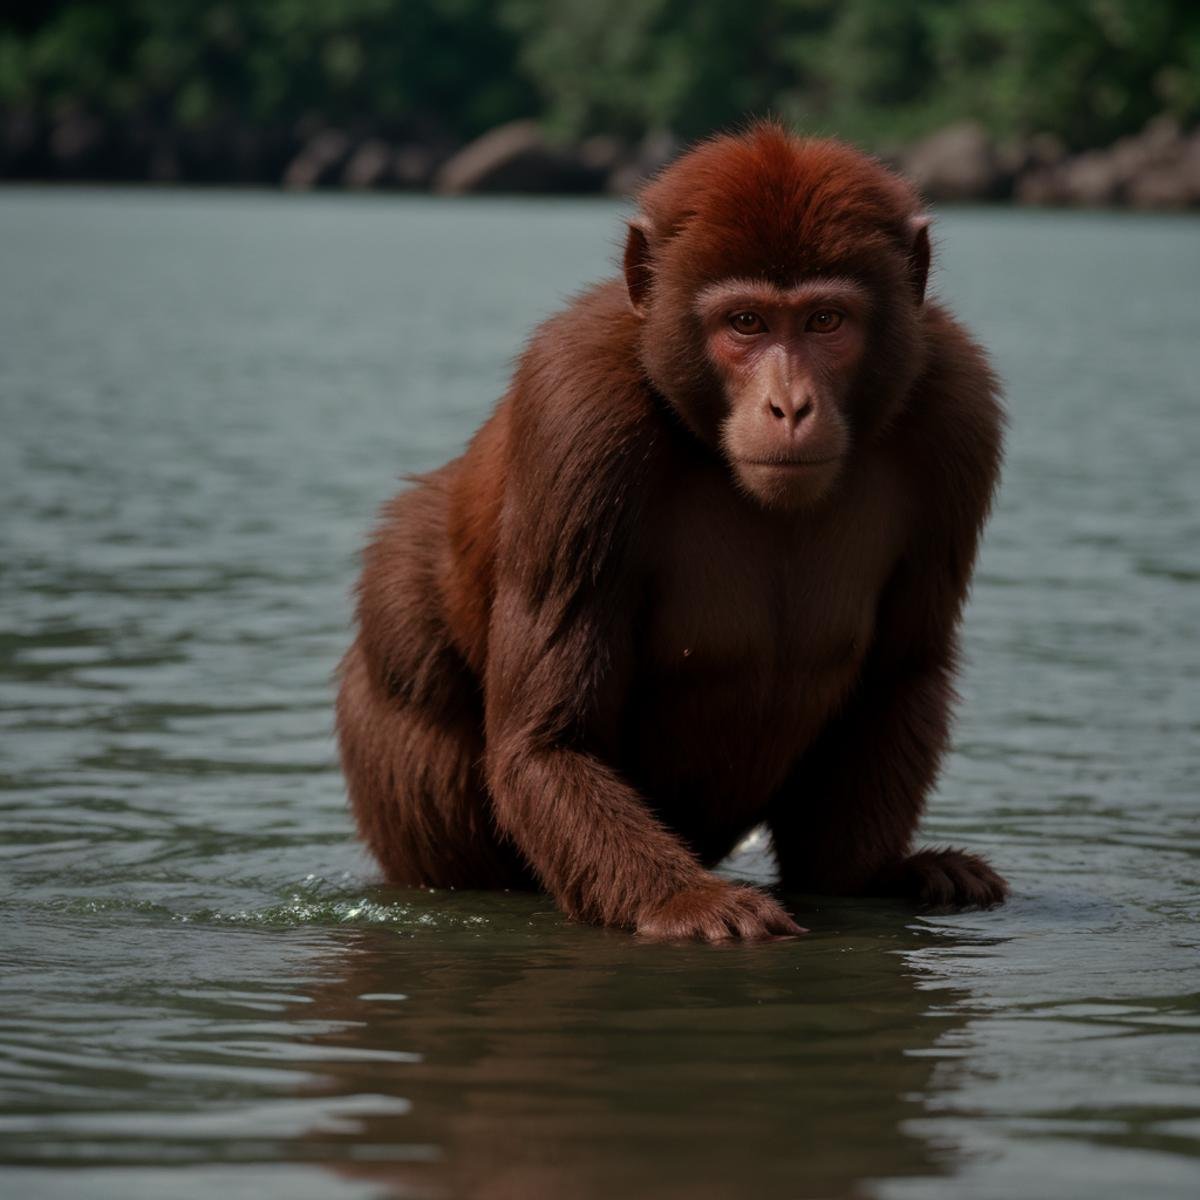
[623,201,922,513]
[694,277,869,511]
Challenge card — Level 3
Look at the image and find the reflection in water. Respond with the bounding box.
[1,191,1198,1198]
[294,886,978,1200]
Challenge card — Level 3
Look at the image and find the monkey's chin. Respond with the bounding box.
[733,458,843,512]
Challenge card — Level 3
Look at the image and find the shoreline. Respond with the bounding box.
[3,116,1199,211]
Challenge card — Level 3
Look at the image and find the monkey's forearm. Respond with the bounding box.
[485,740,707,927]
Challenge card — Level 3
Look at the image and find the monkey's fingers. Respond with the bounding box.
[724,886,808,939]
[637,881,806,942]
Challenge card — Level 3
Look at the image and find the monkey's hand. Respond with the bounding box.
[871,847,1008,910]
[636,878,805,942]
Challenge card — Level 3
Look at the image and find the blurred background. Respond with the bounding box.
[2,4,1198,1200]
[3,0,1200,205]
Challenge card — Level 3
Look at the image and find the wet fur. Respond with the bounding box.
[336,123,1007,939]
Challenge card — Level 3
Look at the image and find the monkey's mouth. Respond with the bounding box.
[738,456,840,470]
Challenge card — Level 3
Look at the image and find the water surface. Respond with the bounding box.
[1,190,1198,1199]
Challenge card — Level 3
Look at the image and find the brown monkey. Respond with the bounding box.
[336,121,1007,941]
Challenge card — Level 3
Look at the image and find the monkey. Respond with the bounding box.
[336,121,1008,941]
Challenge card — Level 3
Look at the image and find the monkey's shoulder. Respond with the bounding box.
[514,279,649,415]
[503,278,667,506]
[891,304,1005,529]
[494,279,668,597]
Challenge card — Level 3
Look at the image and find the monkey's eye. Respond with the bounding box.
[729,311,767,335]
[806,309,844,333]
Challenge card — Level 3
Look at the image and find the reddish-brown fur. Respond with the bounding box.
[336,122,1008,941]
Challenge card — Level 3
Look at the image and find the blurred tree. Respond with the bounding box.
[501,0,1200,148]
[0,0,536,140]
[1,0,1197,178]
[498,0,834,142]
[920,0,1200,147]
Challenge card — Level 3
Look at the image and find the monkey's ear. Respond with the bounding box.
[623,216,655,317]
[908,214,932,305]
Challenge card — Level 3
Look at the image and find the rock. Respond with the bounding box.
[282,129,351,190]
[1185,130,1200,189]
[1126,132,1200,209]
[1140,114,1185,155]
[433,120,601,194]
[1016,147,1121,207]
[997,132,1067,178]
[1060,150,1122,205]
[1108,120,1183,183]
[392,144,438,189]
[1027,132,1068,170]
[1005,133,1068,203]
[1014,168,1063,206]
[1127,167,1192,209]
[901,121,998,201]
[1017,117,1199,208]
[578,134,625,174]
[342,138,393,189]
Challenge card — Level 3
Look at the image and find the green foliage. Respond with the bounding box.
[913,0,1200,147]
[0,0,536,138]
[501,0,1200,148]
[1,0,1197,151]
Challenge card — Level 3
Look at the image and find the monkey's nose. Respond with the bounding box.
[768,398,814,432]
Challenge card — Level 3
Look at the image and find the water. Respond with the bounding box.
[0,189,1197,1200]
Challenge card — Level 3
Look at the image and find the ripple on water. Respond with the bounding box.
[1,194,1198,1200]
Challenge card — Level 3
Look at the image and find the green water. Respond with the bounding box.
[1,190,1198,1199]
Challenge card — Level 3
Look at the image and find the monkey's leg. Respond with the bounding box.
[336,640,531,890]
[767,660,1007,911]
[769,791,1007,910]
[862,846,1007,908]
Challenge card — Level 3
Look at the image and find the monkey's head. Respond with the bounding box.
[624,122,931,511]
